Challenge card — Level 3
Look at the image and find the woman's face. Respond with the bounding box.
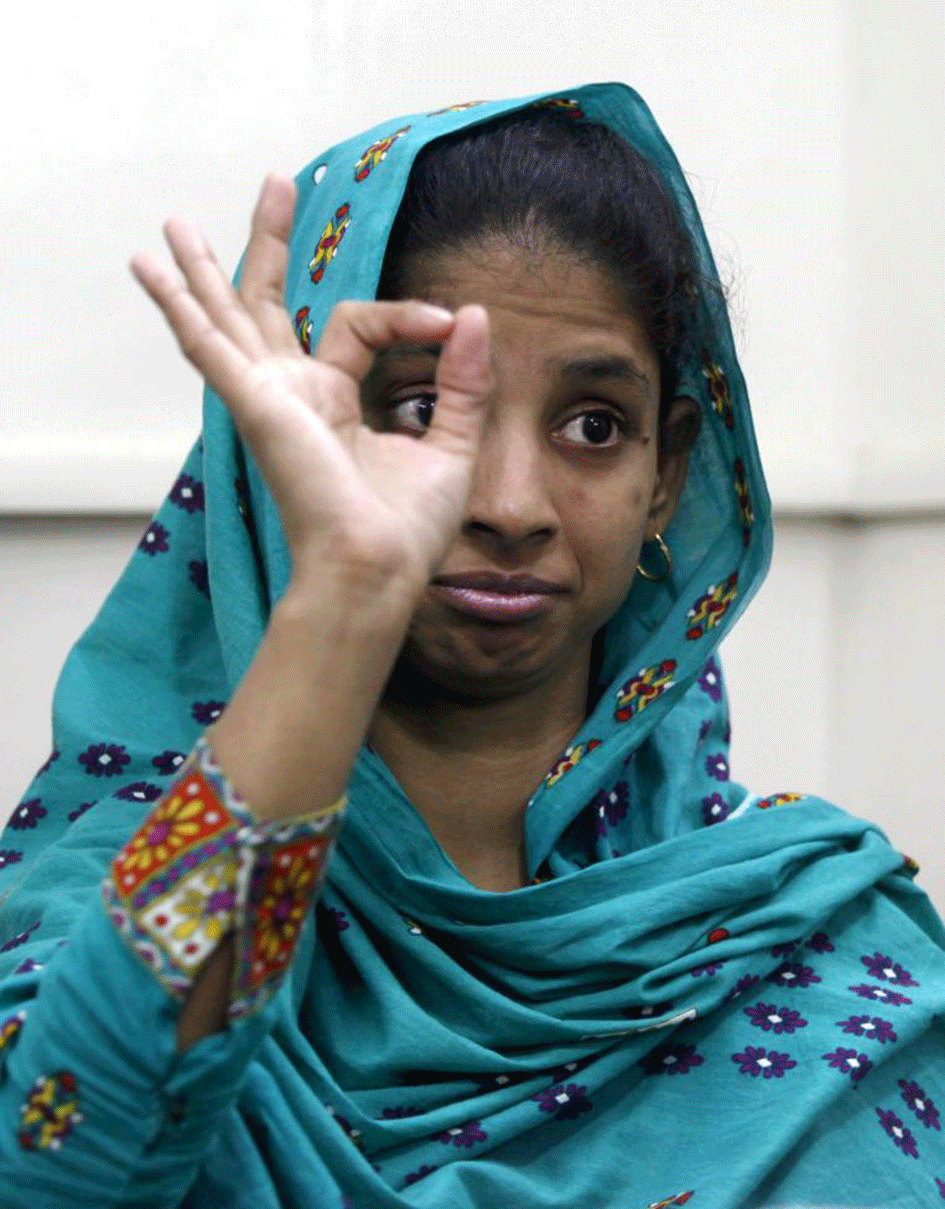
[362,236,695,701]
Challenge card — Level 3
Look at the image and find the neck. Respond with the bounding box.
[366,647,595,892]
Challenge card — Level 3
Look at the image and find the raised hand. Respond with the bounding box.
[129,173,493,602]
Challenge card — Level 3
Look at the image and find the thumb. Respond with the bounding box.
[425,304,493,460]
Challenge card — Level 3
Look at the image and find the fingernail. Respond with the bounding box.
[418,304,454,323]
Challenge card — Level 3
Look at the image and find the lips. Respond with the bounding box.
[431,571,569,594]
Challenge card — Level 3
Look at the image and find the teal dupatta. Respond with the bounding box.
[2,83,944,1208]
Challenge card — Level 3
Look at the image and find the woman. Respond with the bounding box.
[1,82,943,1208]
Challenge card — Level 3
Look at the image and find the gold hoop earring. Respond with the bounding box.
[636,533,672,582]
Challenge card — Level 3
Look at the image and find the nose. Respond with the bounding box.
[460,416,558,549]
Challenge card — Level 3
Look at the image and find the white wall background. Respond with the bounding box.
[2,0,944,909]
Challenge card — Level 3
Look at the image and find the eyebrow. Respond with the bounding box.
[371,346,651,397]
[544,353,652,397]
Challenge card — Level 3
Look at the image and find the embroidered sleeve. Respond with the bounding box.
[101,733,346,1022]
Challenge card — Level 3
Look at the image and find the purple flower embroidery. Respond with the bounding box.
[13,957,42,975]
[78,743,131,778]
[67,802,94,823]
[170,473,205,514]
[0,920,41,953]
[771,941,798,959]
[836,1015,897,1044]
[732,1046,796,1078]
[702,793,729,826]
[37,750,60,776]
[768,962,820,989]
[822,1047,873,1084]
[533,1082,592,1120]
[0,851,23,870]
[848,983,912,1006]
[380,1106,423,1119]
[641,1042,704,1076]
[592,782,629,836]
[726,973,761,1002]
[898,1080,941,1130]
[860,952,919,987]
[326,907,349,933]
[692,961,724,977]
[115,781,163,804]
[153,750,187,776]
[705,753,729,782]
[437,1120,486,1148]
[806,931,834,953]
[935,1176,945,1198]
[404,1166,437,1186]
[698,657,722,702]
[7,799,47,830]
[188,559,210,596]
[193,700,227,726]
[744,1003,808,1034]
[876,1107,919,1158]
[139,520,169,555]
[698,718,712,744]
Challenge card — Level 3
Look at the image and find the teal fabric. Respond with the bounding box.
[2,81,945,1208]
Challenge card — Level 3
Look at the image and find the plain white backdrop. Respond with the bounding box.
[2,0,944,908]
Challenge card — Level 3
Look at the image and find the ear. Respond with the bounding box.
[644,395,701,541]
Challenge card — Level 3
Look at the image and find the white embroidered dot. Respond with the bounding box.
[768,1015,782,1024]
[182,487,192,498]
[100,754,111,765]
[204,811,219,824]
[883,967,896,978]
[893,1126,903,1138]
[496,1075,509,1085]
[554,1092,570,1105]
[278,853,291,866]
[781,972,796,980]
[757,1058,772,1068]
[848,1058,860,1069]
[663,1055,677,1065]
[862,1021,875,1030]
[875,989,888,998]
[313,164,328,184]
[123,874,134,885]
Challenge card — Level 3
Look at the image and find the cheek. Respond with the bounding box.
[567,485,650,584]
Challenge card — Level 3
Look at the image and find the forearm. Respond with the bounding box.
[206,570,413,824]
[174,572,413,1053]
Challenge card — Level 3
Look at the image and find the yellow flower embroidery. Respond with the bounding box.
[121,793,209,877]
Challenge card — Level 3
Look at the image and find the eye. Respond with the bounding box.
[557,408,629,449]
[386,392,436,434]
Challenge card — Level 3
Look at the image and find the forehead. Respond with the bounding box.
[382,238,658,387]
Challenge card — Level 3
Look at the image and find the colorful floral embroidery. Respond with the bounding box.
[545,739,602,787]
[901,853,921,875]
[744,1003,808,1034]
[732,1046,796,1078]
[615,660,676,722]
[899,1080,941,1130]
[427,100,486,115]
[702,353,733,430]
[860,952,919,987]
[822,1047,873,1084]
[531,97,585,118]
[18,1071,83,1151]
[756,792,804,809]
[295,305,313,353]
[103,736,344,1020]
[641,1042,703,1075]
[354,125,410,181]
[308,203,351,283]
[734,457,753,546]
[685,573,738,640]
[0,1010,26,1053]
[533,1082,592,1119]
[836,1015,897,1043]
[646,1194,694,1209]
[876,1107,919,1158]
[437,1119,487,1147]
[707,927,730,944]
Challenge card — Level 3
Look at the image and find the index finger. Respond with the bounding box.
[313,299,456,383]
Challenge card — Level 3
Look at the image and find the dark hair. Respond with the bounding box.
[377,108,724,428]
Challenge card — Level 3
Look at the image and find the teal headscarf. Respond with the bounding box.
[3,82,945,1208]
